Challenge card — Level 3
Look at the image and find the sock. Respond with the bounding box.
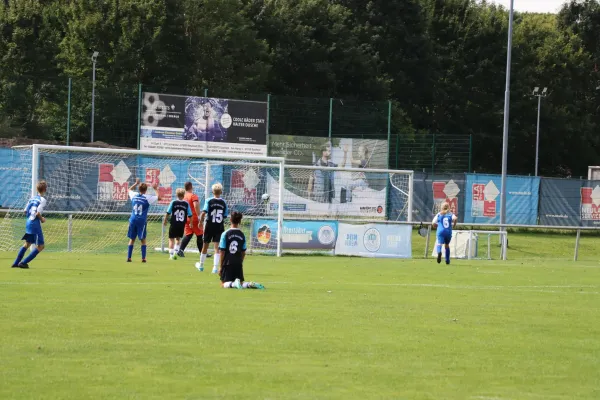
[445,247,450,263]
[213,253,220,268]
[141,245,147,260]
[174,244,180,252]
[169,249,174,256]
[200,253,207,266]
[436,244,442,254]
[21,248,40,264]
[14,247,27,265]
[223,281,232,288]
[127,245,134,259]
[180,234,193,252]
[242,282,250,289]
[196,236,203,252]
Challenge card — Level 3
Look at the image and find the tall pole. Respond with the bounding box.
[499,0,515,228]
[91,56,97,143]
[535,94,541,176]
[66,78,72,146]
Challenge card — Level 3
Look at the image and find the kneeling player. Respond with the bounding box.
[163,188,192,260]
[218,211,264,290]
[431,202,457,265]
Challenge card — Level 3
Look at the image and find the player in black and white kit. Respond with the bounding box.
[163,188,192,260]
[218,211,264,289]
[199,183,228,274]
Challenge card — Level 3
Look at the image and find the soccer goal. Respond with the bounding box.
[0,145,285,256]
[429,230,508,260]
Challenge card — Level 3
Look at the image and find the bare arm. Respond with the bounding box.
[242,250,246,262]
[452,215,458,228]
[163,213,169,226]
[307,175,314,198]
[129,178,140,192]
[219,249,225,273]
[194,200,201,228]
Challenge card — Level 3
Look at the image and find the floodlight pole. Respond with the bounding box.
[91,51,99,143]
[533,88,548,177]
[500,0,514,230]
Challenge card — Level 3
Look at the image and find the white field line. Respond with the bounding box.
[0,281,597,294]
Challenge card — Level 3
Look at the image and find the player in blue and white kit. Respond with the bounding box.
[127,178,160,263]
[12,181,48,269]
[431,202,458,265]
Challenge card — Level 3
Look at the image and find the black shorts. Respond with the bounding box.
[203,225,224,243]
[220,264,244,282]
[169,224,185,239]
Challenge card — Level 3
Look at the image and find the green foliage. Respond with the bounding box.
[0,0,599,174]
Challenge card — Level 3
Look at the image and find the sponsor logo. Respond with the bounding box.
[142,93,182,127]
[433,180,460,215]
[471,181,498,218]
[97,161,175,203]
[344,233,359,247]
[256,224,272,244]
[360,206,384,214]
[363,228,381,253]
[581,186,600,221]
[318,225,336,245]
[231,168,259,206]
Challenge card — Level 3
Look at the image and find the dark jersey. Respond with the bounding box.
[167,200,192,226]
[202,197,228,229]
[218,228,247,267]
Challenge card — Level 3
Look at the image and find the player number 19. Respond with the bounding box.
[174,209,185,222]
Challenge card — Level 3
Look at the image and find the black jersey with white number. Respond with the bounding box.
[218,228,246,267]
[168,200,191,226]
[202,197,228,228]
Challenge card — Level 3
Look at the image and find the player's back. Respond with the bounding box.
[204,197,228,227]
[130,194,151,222]
[436,212,454,235]
[220,228,246,266]
[184,192,199,219]
[169,199,189,225]
[25,195,46,232]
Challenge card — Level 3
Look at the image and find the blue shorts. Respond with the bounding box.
[22,232,44,246]
[127,221,147,240]
[437,232,451,246]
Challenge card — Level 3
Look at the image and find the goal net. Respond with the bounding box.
[431,230,508,260]
[0,145,284,256]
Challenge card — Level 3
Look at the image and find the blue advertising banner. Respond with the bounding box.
[252,219,338,250]
[464,174,540,225]
[335,223,412,258]
[0,148,29,208]
[539,178,600,227]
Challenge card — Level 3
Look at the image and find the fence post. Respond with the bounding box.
[328,98,333,140]
[266,94,271,155]
[395,135,399,169]
[67,214,73,252]
[387,100,392,169]
[431,134,436,174]
[204,88,208,97]
[574,229,581,261]
[424,225,432,259]
[66,78,72,146]
[469,134,473,172]
[136,83,142,150]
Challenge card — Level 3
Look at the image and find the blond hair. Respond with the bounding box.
[440,202,450,215]
[212,183,223,196]
[176,188,185,199]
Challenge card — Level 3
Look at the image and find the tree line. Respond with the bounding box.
[0,0,598,176]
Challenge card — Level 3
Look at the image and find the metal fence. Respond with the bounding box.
[0,77,472,173]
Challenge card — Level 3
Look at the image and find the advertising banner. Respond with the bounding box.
[269,135,389,169]
[406,173,465,223]
[538,178,600,227]
[140,92,267,156]
[252,219,338,251]
[335,223,412,258]
[0,148,29,208]
[463,174,540,225]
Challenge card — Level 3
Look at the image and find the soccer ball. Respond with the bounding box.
[195,262,203,272]
[261,193,270,202]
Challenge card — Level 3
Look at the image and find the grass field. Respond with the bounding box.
[1,234,600,399]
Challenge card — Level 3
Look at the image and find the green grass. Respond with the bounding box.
[1,235,600,399]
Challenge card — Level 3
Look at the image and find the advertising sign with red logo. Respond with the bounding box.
[97,161,130,201]
[471,181,499,218]
[581,186,600,221]
[432,180,460,215]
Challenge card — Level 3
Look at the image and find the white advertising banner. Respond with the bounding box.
[334,223,412,258]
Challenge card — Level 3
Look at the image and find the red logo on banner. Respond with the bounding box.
[231,169,258,206]
[98,163,130,201]
[581,186,600,221]
[471,181,499,218]
[432,180,460,215]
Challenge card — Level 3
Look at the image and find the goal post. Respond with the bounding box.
[2,144,285,256]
